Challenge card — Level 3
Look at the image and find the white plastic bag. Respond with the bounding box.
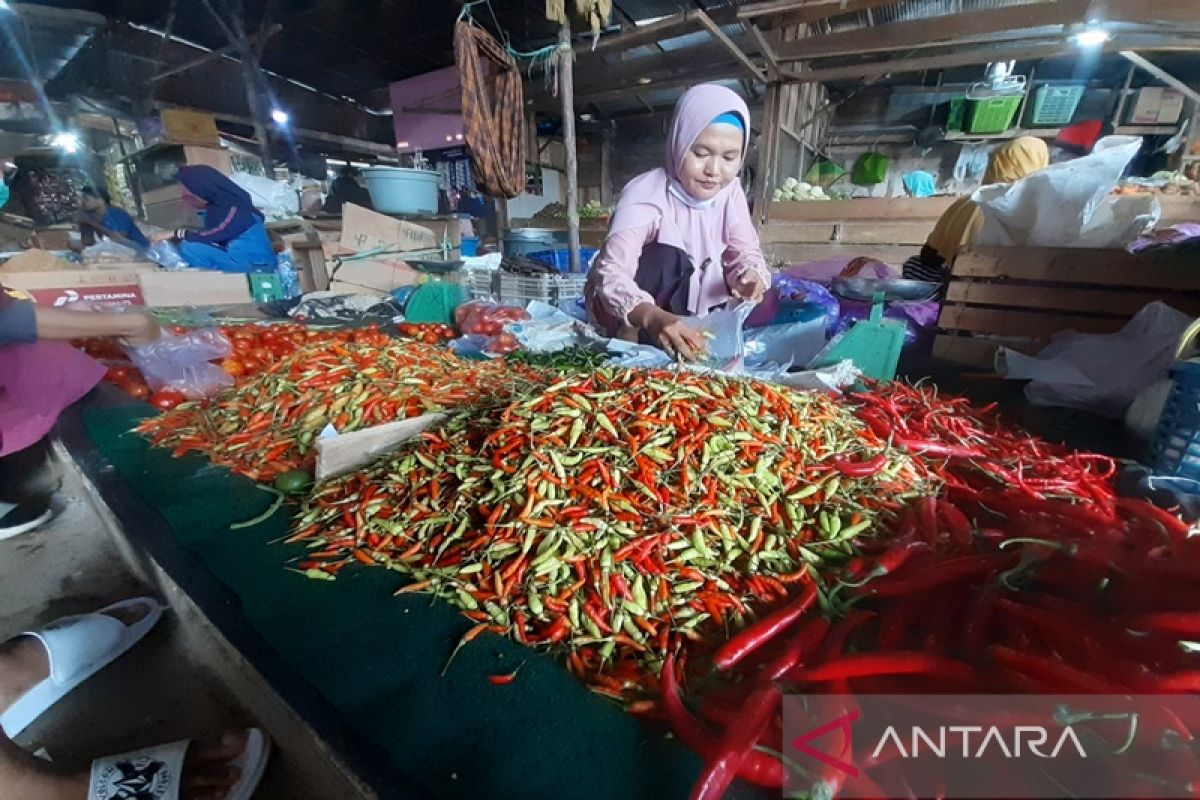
[683,302,757,373]
[147,241,188,270]
[997,301,1193,418]
[974,136,1159,249]
[745,316,828,369]
[126,328,234,399]
[229,172,299,220]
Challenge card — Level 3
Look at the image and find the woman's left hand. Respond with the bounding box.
[731,272,766,303]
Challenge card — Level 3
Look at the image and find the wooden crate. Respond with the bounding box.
[934,246,1200,368]
[759,197,950,266]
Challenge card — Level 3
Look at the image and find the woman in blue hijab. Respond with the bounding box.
[151,165,276,273]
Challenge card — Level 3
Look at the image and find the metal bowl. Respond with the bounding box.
[832,276,940,303]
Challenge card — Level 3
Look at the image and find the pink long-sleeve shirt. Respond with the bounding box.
[586,195,771,332]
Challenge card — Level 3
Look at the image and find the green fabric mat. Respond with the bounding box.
[84,404,758,800]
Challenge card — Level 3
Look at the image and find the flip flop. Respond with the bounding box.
[87,728,271,800]
[0,596,164,738]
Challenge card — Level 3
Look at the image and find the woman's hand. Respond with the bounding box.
[730,271,766,303]
[149,231,174,244]
[121,313,161,347]
[631,304,706,361]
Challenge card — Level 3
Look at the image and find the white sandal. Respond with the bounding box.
[1,597,164,738]
[87,727,271,800]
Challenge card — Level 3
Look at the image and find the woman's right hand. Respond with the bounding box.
[636,306,706,361]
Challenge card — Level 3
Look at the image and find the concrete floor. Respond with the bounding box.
[0,449,374,799]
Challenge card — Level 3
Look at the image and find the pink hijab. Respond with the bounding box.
[606,84,752,310]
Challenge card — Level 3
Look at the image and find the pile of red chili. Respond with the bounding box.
[136,338,538,482]
[664,383,1199,800]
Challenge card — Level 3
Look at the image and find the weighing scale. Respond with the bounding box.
[398,231,467,325]
[811,277,939,381]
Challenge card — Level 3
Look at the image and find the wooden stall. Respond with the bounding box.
[758,197,956,266]
[934,245,1200,368]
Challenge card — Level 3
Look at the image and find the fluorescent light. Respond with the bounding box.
[326,158,348,166]
[50,132,79,154]
[455,133,463,140]
[1073,26,1111,47]
[270,108,290,124]
[637,77,652,85]
[579,113,594,122]
[397,141,410,148]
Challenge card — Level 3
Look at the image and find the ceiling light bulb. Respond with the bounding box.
[270,108,289,124]
[1072,27,1111,47]
[50,132,79,154]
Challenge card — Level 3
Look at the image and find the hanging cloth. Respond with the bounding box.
[454,21,527,199]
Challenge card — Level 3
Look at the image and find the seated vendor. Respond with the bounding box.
[322,165,374,213]
[903,136,1049,288]
[77,186,149,250]
[151,165,276,273]
[586,84,769,360]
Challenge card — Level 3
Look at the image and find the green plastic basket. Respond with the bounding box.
[947,97,966,132]
[247,273,285,303]
[1031,85,1085,126]
[967,95,1023,134]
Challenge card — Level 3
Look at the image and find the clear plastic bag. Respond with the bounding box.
[126,328,234,399]
[147,241,189,270]
[682,302,756,373]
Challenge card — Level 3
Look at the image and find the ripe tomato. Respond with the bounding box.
[479,320,503,337]
[105,364,134,383]
[150,388,186,411]
[239,356,262,374]
[232,338,254,355]
[120,380,151,401]
[422,331,440,345]
[220,358,246,377]
[251,347,273,364]
[398,323,417,338]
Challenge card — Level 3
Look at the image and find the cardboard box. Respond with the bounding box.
[340,203,441,254]
[151,109,221,146]
[2,269,144,308]
[2,267,254,308]
[137,270,253,307]
[1131,88,1186,125]
[329,204,446,294]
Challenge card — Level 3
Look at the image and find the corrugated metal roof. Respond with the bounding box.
[826,0,1047,32]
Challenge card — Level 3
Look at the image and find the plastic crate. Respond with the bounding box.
[967,95,1023,134]
[526,248,599,272]
[466,266,587,306]
[1032,85,1085,126]
[947,97,966,133]
[1151,361,1200,480]
[247,272,285,303]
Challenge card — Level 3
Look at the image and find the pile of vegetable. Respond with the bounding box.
[287,368,927,698]
[137,338,538,482]
[772,178,831,203]
[664,383,1200,799]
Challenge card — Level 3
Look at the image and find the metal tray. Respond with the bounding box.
[832,277,940,303]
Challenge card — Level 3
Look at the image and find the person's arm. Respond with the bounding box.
[0,294,36,345]
[178,205,243,245]
[32,306,160,345]
[591,223,705,360]
[721,189,771,302]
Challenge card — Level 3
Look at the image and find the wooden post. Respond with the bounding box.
[600,122,614,207]
[558,23,582,274]
[754,82,783,226]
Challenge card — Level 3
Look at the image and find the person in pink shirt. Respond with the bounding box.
[586,84,770,360]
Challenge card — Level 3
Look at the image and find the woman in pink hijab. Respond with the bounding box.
[586,84,770,359]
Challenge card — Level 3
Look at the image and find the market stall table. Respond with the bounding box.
[60,387,760,800]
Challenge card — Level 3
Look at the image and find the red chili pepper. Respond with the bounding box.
[831,452,888,478]
[987,646,1126,692]
[789,651,978,685]
[897,439,984,459]
[859,553,1019,598]
[714,581,817,671]
[488,671,518,685]
[757,616,832,683]
[1122,611,1200,637]
[660,654,783,789]
[938,502,972,547]
[688,682,782,800]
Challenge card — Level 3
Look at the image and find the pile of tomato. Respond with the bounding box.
[395,322,457,346]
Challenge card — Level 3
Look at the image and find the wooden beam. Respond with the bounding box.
[1119,50,1200,105]
[572,6,738,56]
[531,63,741,110]
[149,23,282,82]
[738,0,876,21]
[745,22,782,80]
[697,10,767,83]
[775,0,1090,61]
[771,0,902,26]
[788,33,1200,82]
[152,101,397,155]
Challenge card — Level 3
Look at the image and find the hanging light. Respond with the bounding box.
[50,132,79,153]
[270,108,290,125]
[1072,26,1111,47]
